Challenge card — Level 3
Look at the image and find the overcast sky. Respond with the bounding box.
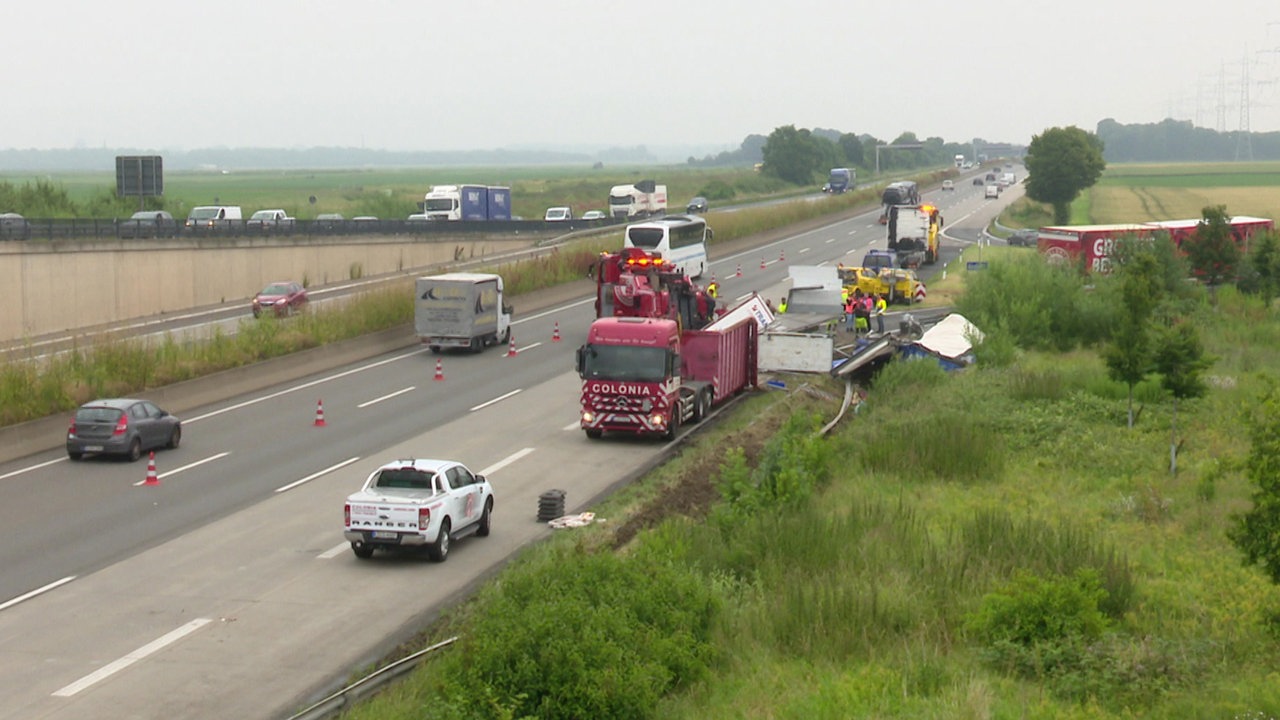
[6,0,1280,153]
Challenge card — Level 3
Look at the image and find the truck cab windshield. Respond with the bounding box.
[581,345,668,382]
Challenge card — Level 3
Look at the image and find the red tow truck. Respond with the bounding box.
[577,247,760,440]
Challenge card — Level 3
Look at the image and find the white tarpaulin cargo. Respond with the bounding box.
[903,313,983,368]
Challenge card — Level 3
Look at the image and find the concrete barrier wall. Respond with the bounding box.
[0,235,535,342]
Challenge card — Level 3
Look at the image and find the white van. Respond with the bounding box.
[186,205,243,233]
[544,206,573,222]
[984,185,1000,200]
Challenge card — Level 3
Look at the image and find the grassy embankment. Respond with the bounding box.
[0,166,957,427]
[332,243,1280,719]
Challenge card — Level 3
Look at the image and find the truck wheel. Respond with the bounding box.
[477,498,493,537]
[663,412,680,441]
[429,346,441,355]
[501,327,511,344]
[585,429,603,440]
[351,542,374,559]
[427,519,451,562]
[691,390,709,423]
[469,337,482,353]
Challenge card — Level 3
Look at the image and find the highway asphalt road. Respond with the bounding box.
[0,168,1018,719]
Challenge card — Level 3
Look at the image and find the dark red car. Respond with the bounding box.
[252,281,308,318]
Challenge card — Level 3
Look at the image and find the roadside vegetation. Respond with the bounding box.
[334,235,1280,719]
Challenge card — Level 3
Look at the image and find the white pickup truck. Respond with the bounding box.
[343,458,495,562]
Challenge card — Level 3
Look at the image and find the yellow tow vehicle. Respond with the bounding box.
[838,266,924,305]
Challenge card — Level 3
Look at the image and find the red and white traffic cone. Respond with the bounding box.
[552,322,561,342]
[433,358,445,381]
[314,399,326,427]
[507,334,517,357]
[143,452,160,486]
[760,257,767,270]
[779,248,786,262]
[735,263,742,277]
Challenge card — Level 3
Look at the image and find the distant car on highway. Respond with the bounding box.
[972,177,985,186]
[314,213,345,232]
[246,209,296,233]
[941,181,954,192]
[544,206,573,222]
[1008,229,1039,247]
[252,281,308,318]
[67,398,181,462]
[984,185,1000,199]
[581,210,607,222]
[118,210,177,239]
[0,212,31,240]
[686,196,708,213]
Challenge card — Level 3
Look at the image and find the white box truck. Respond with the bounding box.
[414,273,512,353]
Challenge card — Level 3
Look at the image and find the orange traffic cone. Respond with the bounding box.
[314,399,326,427]
[143,452,160,486]
[553,322,561,342]
[434,358,445,381]
[507,334,517,357]
[735,263,742,277]
[760,257,767,270]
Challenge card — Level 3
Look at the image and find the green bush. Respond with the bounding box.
[713,412,831,522]
[965,568,1110,647]
[447,547,717,720]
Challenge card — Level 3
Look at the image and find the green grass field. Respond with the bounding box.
[1000,161,1280,230]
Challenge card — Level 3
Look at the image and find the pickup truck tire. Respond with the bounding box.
[351,542,374,559]
[427,519,451,562]
[477,498,493,537]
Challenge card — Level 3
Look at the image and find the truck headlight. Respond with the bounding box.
[582,411,595,423]
[651,414,665,426]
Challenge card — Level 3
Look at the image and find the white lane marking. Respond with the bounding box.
[479,448,535,476]
[0,576,76,613]
[133,452,230,486]
[318,543,349,559]
[470,389,522,412]
[817,260,829,266]
[827,238,837,243]
[357,386,415,408]
[867,224,876,228]
[562,421,580,431]
[799,247,811,254]
[276,456,361,494]
[1,456,67,481]
[514,298,593,323]
[52,618,213,697]
[518,341,543,352]
[185,349,427,424]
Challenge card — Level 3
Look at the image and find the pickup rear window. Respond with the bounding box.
[374,468,437,490]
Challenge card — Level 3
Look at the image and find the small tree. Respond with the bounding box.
[1101,249,1162,427]
[1241,230,1280,304]
[1024,126,1106,224]
[1152,320,1211,474]
[1229,381,1280,583]
[1182,205,1241,297]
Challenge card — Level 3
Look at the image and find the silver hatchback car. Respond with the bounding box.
[66,398,182,461]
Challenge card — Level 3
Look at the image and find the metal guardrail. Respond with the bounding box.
[285,637,458,720]
[0,217,624,242]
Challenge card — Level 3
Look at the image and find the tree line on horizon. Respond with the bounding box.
[1096,117,1280,163]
